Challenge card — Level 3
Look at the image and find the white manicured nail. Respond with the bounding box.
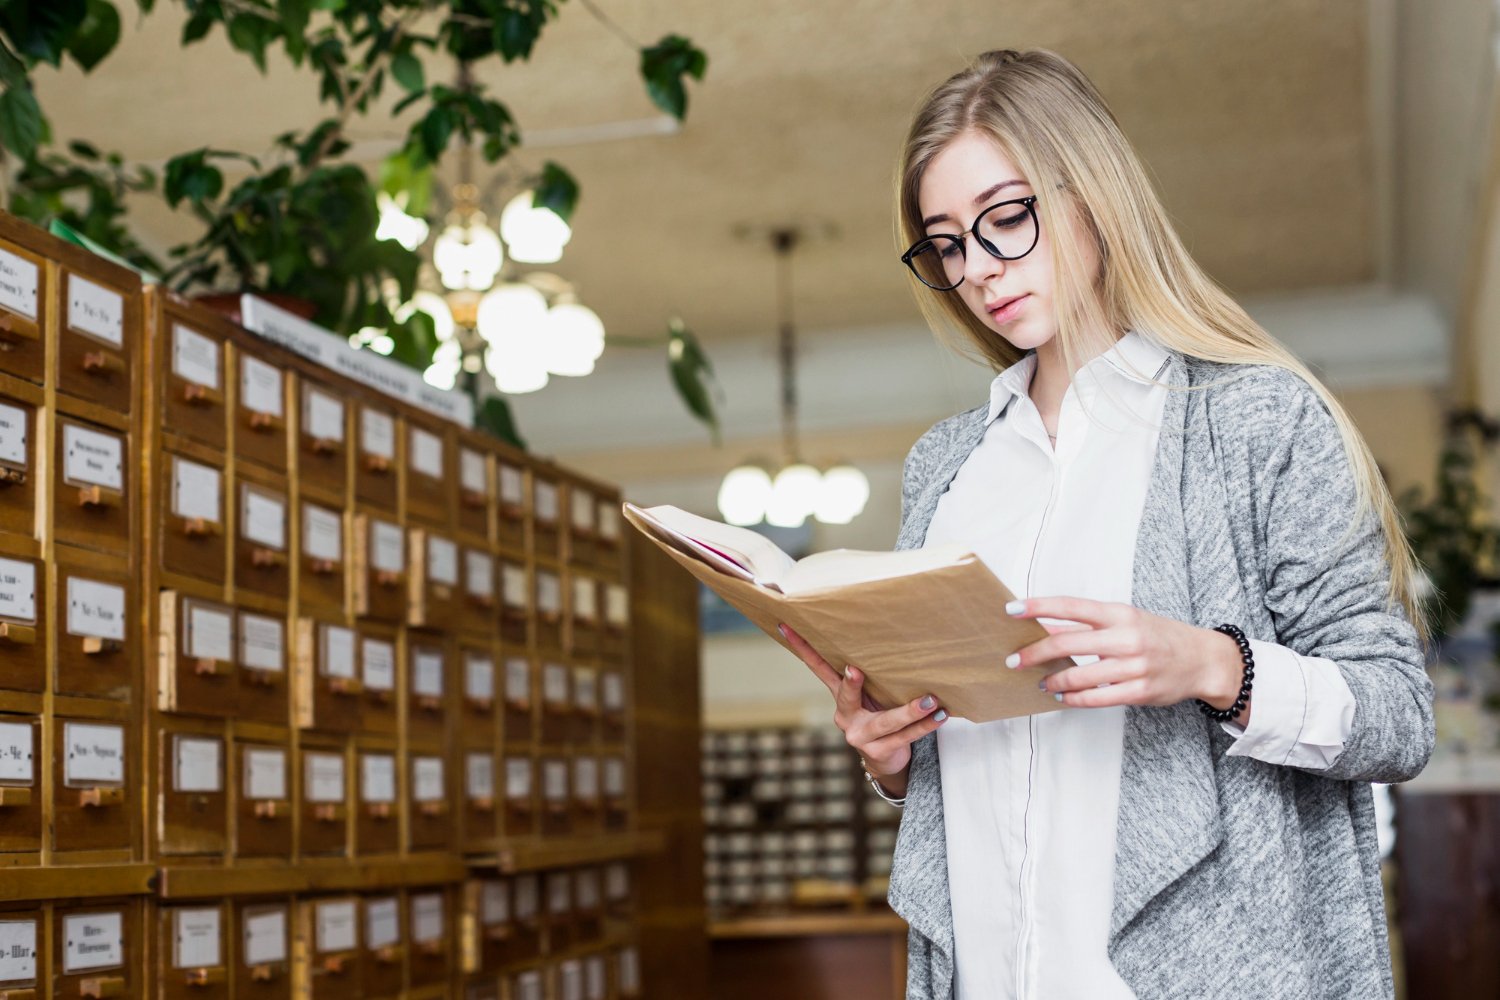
[1005,653,1020,669]
[1006,601,1026,615]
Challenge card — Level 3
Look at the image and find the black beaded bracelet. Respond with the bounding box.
[1196,623,1255,722]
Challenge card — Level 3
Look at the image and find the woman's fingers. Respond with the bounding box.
[1009,596,1134,629]
[1007,626,1138,670]
[864,707,950,760]
[1041,657,1146,694]
[850,692,944,745]
[778,622,842,694]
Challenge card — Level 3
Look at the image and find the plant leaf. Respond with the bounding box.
[65,0,122,72]
[390,50,424,93]
[0,38,28,88]
[532,161,578,224]
[0,86,45,162]
[640,34,707,120]
[162,150,224,207]
[666,318,720,443]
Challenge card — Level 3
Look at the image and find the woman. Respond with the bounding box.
[779,49,1433,999]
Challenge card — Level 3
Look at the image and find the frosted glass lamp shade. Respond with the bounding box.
[434,220,504,291]
[718,466,774,526]
[766,464,822,528]
[477,283,549,345]
[500,191,572,263]
[814,465,871,524]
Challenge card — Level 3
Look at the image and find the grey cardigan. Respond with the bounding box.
[888,352,1433,999]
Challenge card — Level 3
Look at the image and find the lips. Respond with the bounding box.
[986,294,1028,315]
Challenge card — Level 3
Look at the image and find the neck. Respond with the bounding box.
[1028,327,1121,429]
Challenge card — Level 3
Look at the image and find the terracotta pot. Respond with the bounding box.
[191,290,320,326]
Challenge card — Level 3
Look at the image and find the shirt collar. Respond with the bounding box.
[984,329,1171,424]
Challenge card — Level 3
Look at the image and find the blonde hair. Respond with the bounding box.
[895,49,1429,644]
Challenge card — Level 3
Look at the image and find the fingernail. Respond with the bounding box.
[1037,680,1048,691]
[933,710,948,722]
[920,695,935,710]
[1006,600,1026,615]
[777,623,788,638]
[1054,693,1064,702]
[843,665,851,680]
[1004,653,1020,669]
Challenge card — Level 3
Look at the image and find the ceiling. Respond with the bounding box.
[31,0,1375,349]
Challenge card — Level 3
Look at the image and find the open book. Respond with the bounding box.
[623,503,1073,723]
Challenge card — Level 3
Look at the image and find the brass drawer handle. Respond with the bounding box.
[0,466,26,486]
[247,411,280,432]
[313,803,345,823]
[308,436,339,455]
[0,786,32,806]
[181,517,222,538]
[253,799,288,819]
[193,657,231,677]
[250,547,286,568]
[81,636,122,655]
[79,786,124,807]
[80,976,125,998]
[77,485,121,508]
[184,967,225,987]
[364,454,390,473]
[0,622,36,645]
[182,383,222,407]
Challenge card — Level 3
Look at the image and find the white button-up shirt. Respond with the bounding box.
[921,331,1357,999]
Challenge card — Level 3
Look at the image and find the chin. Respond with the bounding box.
[988,318,1055,354]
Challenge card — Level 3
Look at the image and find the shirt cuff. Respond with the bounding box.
[1218,639,1356,769]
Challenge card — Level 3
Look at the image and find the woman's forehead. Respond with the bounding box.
[918,133,1031,218]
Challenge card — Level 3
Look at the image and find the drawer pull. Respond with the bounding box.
[243,667,279,687]
[250,546,286,568]
[416,695,443,713]
[182,517,221,538]
[253,799,288,819]
[0,986,39,999]
[184,967,225,987]
[416,939,443,957]
[429,583,453,602]
[0,786,32,806]
[321,953,351,974]
[249,964,277,982]
[328,676,362,696]
[79,976,125,998]
[0,622,35,645]
[375,944,404,964]
[364,454,391,473]
[193,657,231,677]
[0,466,25,486]
[308,557,338,575]
[375,569,401,587]
[182,383,222,407]
[313,803,345,823]
[506,696,532,712]
[508,799,533,815]
[80,350,124,376]
[485,923,514,941]
[366,801,392,820]
[77,485,121,508]
[418,800,447,817]
[468,593,495,610]
[81,636,122,655]
[467,695,493,713]
[469,795,494,813]
[247,411,279,432]
[461,489,486,509]
[79,786,125,807]
[308,436,339,455]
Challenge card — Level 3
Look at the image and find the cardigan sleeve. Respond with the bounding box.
[1248,372,1434,783]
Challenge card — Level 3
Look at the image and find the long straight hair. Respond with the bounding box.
[895,49,1429,643]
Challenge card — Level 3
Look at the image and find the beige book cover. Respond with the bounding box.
[623,503,1072,723]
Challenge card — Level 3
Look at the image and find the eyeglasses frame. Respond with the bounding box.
[900,195,1041,291]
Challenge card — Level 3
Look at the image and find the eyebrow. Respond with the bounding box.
[921,179,1028,227]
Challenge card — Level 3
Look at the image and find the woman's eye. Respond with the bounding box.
[995,211,1028,229]
[937,242,961,259]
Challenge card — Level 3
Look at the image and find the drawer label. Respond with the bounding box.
[502,564,527,608]
[304,752,344,803]
[460,448,486,494]
[0,721,33,783]
[63,722,124,785]
[604,757,626,797]
[320,625,356,679]
[186,602,232,663]
[364,898,399,950]
[241,488,286,550]
[173,735,222,793]
[412,648,444,698]
[606,863,629,901]
[481,882,509,925]
[172,457,221,524]
[243,908,287,966]
[412,756,444,802]
[304,388,344,443]
[62,910,122,972]
[571,490,594,531]
[370,520,404,575]
[172,907,221,969]
[598,502,621,541]
[359,408,395,460]
[302,504,341,563]
[464,550,493,599]
[542,663,568,706]
[0,918,37,982]
[67,274,123,346]
[426,534,457,586]
[239,614,284,673]
[573,578,597,621]
[172,324,220,390]
[0,401,27,467]
[0,248,38,320]
[359,753,395,804]
[534,481,558,522]
[536,571,561,614]
[498,464,523,505]
[464,653,494,701]
[63,423,122,490]
[543,759,568,801]
[574,757,599,798]
[361,638,395,692]
[0,557,36,623]
[244,747,286,801]
[67,576,125,640]
[606,585,628,627]
[513,877,538,920]
[572,668,597,711]
[314,901,356,954]
[240,356,283,418]
[506,758,532,799]
[547,874,570,915]
[602,673,624,713]
[466,752,494,800]
[411,894,443,944]
[505,658,530,703]
[409,426,443,479]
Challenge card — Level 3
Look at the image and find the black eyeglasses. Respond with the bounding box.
[900,196,1040,291]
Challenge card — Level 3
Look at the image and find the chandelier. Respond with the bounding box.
[716,229,869,527]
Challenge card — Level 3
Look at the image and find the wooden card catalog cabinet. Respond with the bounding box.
[541,756,571,836]
[354,406,397,510]
[55,419,128,555]
[573,755,602,833]
[540,661,570,745]
[473,880,511,972]
[360,896,402,996]
[567,481,596,567]
[54,719,129,853]
[495,458,526,552]
[457,444,490,538]
[543,871,574,951]
[407,752,450,851]
[502,754,535,837]
[159,904,227,998]
[355,750,398,855]
[352,515,404,622]
[617,945,642,999]
[159,730,227,856]
[0,717,40,853]
[532,472,562,559]
[235,744,291,858]
[235,480,289,600]
[499,559,529,646]
[602,583,629,662]
[408,528,459,628]
[0,553,43,692]
[534,564,564,651]
[503,656,534,743]
[462,647,495,721]
[235,353,287,472]
[462,547,495,630]
[570,575,599,657]
[407,641,449,741]
[0,241,45,384]
[296,621,360,733]
[55,566,130,699]
[463,749,496,846]
[161,453,226,583]
[54,903,137,1000]
[234,902,290,999]
[571,666,599,744]
[236,611,287,726]
[161,317,226,450]
[601,670,627,744]
[298,501,345,612]
[0,910,41,999]
[298,383,347,495]
[160,595,235,717]
[299,747,348,857]
[305,898,360,1000]
[0,398,36,540]
[357,632,397,736]
[603,756,629,831]
[604,863,632,919]
[407,891,448,986]
[59,270,134,413]
[405,423,449,523]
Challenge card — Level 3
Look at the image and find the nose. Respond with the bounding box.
[961,231,1004,287]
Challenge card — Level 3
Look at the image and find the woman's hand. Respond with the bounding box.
[1004,596,1248,715]
[777,623,947,782]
